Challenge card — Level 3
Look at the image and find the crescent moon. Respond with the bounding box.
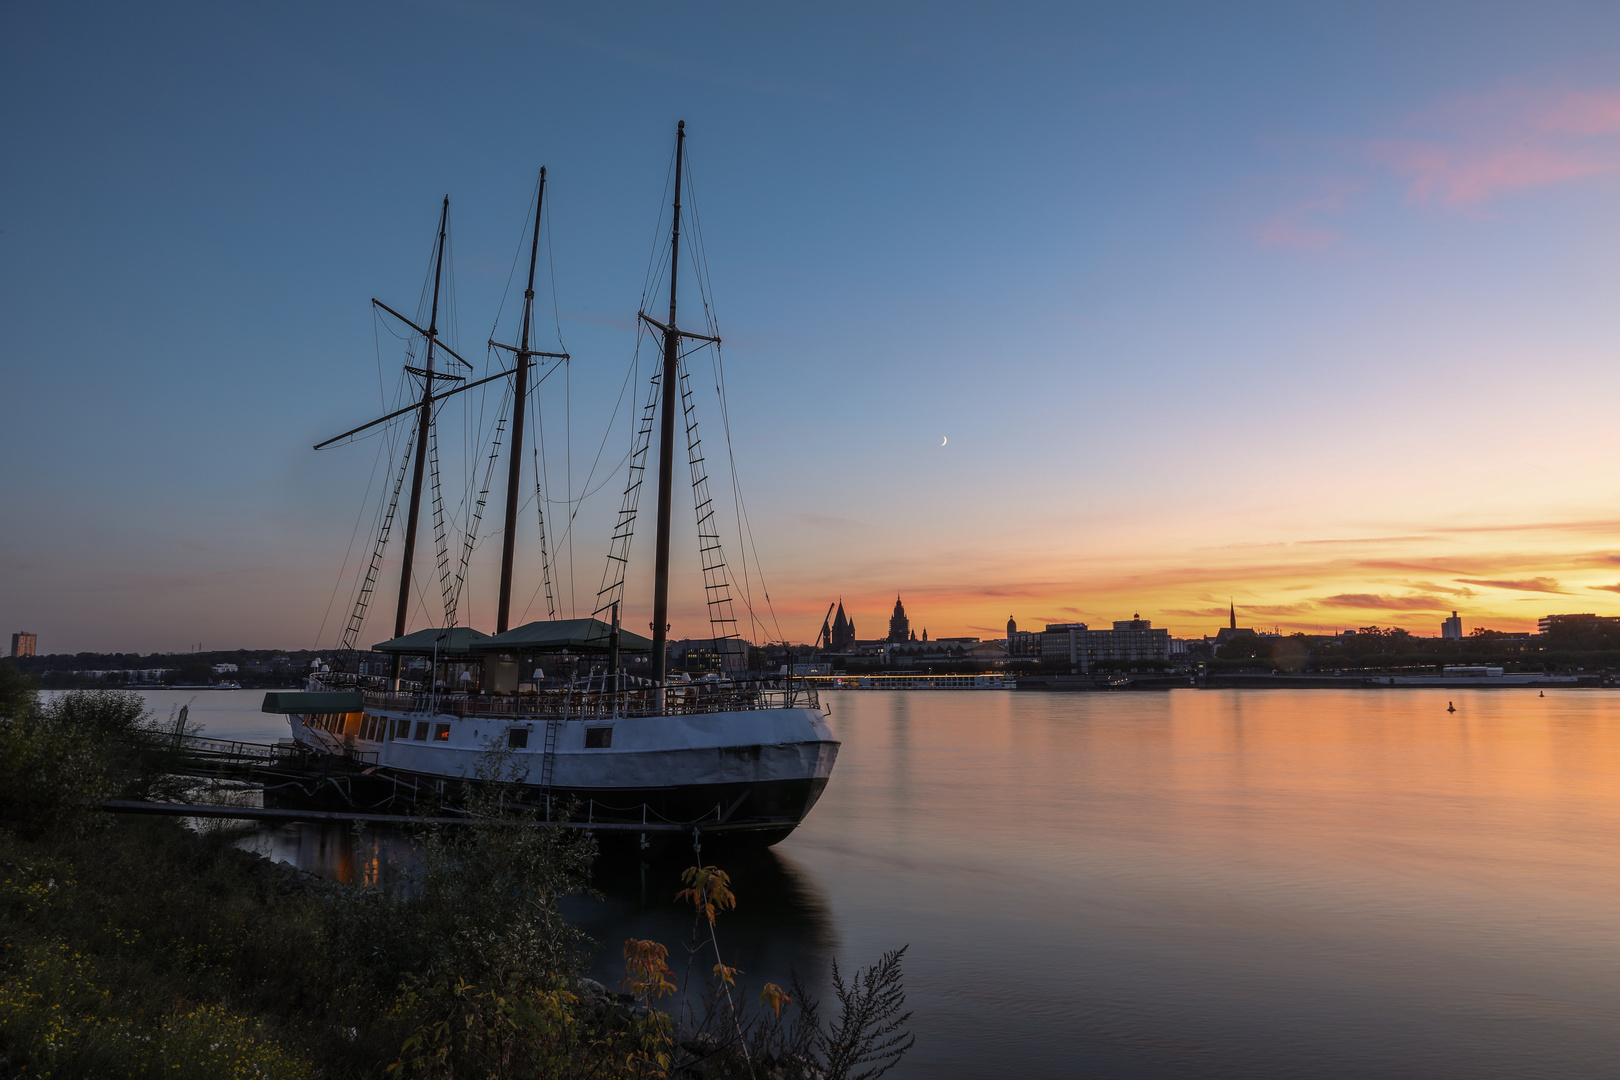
[941,436,947,446]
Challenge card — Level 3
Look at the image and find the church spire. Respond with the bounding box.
[888,595,910,644]
[1229,599,1236,630]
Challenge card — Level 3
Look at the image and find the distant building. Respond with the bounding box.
[670,637,749,673]
[10,632,36,658]
[1041,617,1170,669]
[1538,613,1620,634]
[1006,616,1041,658]
[887,596,911,643]
[1212,601,1259,653]
[883,636,1005,664]
[829,602,857,652]
[212,662,239,674]
[1441,611,1463,640]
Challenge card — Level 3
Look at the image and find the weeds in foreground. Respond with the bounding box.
[0,665,915,1078]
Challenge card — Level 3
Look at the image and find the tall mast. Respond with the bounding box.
[393,196,449,641]
[487,172,570,633]
[650,121,686,687]
[496,169,546,633]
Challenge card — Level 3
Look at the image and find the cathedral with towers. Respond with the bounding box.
[817,594,927,653]
[819,600,858,653]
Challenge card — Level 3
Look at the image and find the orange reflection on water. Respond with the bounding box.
[795,687,1620,1078]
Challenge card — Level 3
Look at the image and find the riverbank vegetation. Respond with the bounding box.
[0,663,912,1078]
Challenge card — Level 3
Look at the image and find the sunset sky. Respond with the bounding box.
[7,2,1620,653]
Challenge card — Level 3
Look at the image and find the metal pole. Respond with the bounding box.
[650,121,685,692]
[497,170,545,633]
[608,600,621,696]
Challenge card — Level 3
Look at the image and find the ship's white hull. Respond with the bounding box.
[287,704,839,843]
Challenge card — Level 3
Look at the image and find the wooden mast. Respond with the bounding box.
[393,197,449,643]
[637,122,721,690]
[494,168,568,634]
[489,172,569,632]
[649,121,686,688]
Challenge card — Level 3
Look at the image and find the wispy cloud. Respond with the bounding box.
[1319,593,1450,611]
[1256,178,1363,250]
[1455,576,1568,593]
[1398,580,1476,598]
[1372,83,1620,207]
[1590,583,1620,594]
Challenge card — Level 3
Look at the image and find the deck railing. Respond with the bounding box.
[361,681,817,719]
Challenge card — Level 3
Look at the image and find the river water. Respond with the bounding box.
[137,686,1620,1078]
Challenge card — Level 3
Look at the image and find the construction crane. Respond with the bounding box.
[815,601,835,650]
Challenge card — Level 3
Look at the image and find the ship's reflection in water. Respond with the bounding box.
[240,823,416,889]
[236,824,838,998]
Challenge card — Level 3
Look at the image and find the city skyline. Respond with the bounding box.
[7,3,1620,652]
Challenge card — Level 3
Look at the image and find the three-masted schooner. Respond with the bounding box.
[267,123,838,848]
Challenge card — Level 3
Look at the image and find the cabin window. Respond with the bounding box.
[414,721,429,741]
[585,726,613,749]
[433,723,452,742]
[508,727,529,749]
[394,718,411,740]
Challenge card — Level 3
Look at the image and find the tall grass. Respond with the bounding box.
[0,663,913,1078]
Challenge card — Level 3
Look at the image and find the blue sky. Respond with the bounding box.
[6,2,1620,652]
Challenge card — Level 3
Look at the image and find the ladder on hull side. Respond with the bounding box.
[538,716,561,789]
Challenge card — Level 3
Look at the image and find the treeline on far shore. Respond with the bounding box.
[0,661,914,1080]
[1205,624,1620,675]
[8,648,326,689]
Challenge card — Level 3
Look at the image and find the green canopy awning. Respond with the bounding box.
[262,691,364,714]
[369,626,492,656]
[472,618,653,654]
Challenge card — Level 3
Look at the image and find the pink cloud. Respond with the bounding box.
[1256,178,1362,250]
[1374,84,1620,206]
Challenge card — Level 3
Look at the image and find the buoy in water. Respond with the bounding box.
[1447,701,1456,713]
[1540,690,1545,697]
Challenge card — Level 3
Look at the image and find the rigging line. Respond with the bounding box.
[489,171,539,345]
[428,419,456,627]
[639,142,678,311]
[341,421,416,653]
[565,355,574,617]
[709,344,757,641]
[336,343,415,652]
[551,332,641,535]
[452,382,509,625]
[682,151,719,337]
[373,311,388,411]
[312,428,391,651]
[330,437,394,650]
[589,359,661,622]
[531,386,557,620]
[530,354,556,622]
[690,164,724,341]
[445,351,503,530]
[713,342,783,644]
[544,186,565,350]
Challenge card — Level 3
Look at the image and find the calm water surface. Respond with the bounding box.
[148,687,1620,1078]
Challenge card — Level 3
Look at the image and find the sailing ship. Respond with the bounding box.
[268,124,838,847]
